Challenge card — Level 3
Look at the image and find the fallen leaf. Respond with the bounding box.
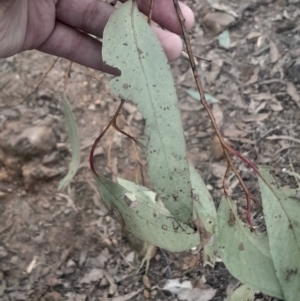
[185,89,219,104]
[202,12,235,35]
[244,66,260,86]
[286,82,300,108]
[212,104,223,127]
[219,30,231,49]
[241,113,269,122]
[246,32,261,43]
[209,3,238,18]
[269,40,280,63]
[80,268,104,284]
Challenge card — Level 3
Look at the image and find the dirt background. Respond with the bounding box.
[0,0,300,300]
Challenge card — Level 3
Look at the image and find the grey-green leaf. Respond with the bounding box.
[58,93,80,191]
[217,197,283,299]
[189,163,218,266]
[95,175,199,252]
[258,166,300,301]
[218,30,231,49]
[224,285,255,301]
[185,89,219,103]
[102,0,193,224]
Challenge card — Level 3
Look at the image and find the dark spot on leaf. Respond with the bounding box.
[153,212,157,218]
[137,48,143,55]
[286,269,298,281]
[193,194,200,202]
[123,84,129,89]
[228,211,236,227]
[289,224,293,229]
[238,242,244,251]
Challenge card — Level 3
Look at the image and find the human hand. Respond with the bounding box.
[0,0,194,74]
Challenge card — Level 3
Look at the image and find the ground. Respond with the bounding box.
[0,0,300,300]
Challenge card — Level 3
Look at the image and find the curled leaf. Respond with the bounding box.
[58,93,80,191]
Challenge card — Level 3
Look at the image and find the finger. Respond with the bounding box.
[37,21,183,73]
[38,21,120,74]
[123,0,195,34]
[55,0,194,38]
[153,27,183,61]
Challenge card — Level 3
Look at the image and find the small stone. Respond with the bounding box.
[99,276,109,287]
[10,256,18,264]
[101,238,112,248]
[111,238,118,247]
[0,125,56,158]
[150,289,158,298]
[155,254,161,261]
[0,192,6,200]
[42,201,50,209]
[0,247,8,259]
[143,289,150,299]
[66,259,76,268]
[142,275,151,289]
[0,170,9,182]
[88,104,96,111]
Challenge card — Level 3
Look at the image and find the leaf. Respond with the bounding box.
[217,197,284,299]
[185,89,219,104]
[189,164,218,266]
[94,175,199,252]
[258,166,300,301]
[218,30,231,49]
[103,0,193,224]
[58,93,80,191]
[224,284,255,301]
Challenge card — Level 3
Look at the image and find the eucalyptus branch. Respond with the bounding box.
[172,0,256,225]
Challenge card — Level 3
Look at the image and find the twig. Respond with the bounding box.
[24,57,59,101]
[64,61,73,91]
[266,135,300,144]
[90,98,142,175]
[90,99,126,175]
[172,0,257,225]
[182,50,211,63]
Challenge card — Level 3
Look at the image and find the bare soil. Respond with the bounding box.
[0,0,300,300]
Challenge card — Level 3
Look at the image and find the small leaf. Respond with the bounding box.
[185,89,219,104]
[224,284,255,301]
[58,93,80,191]
[218,30,231,49]
[217,197,283,299]
[258,166,300,301]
